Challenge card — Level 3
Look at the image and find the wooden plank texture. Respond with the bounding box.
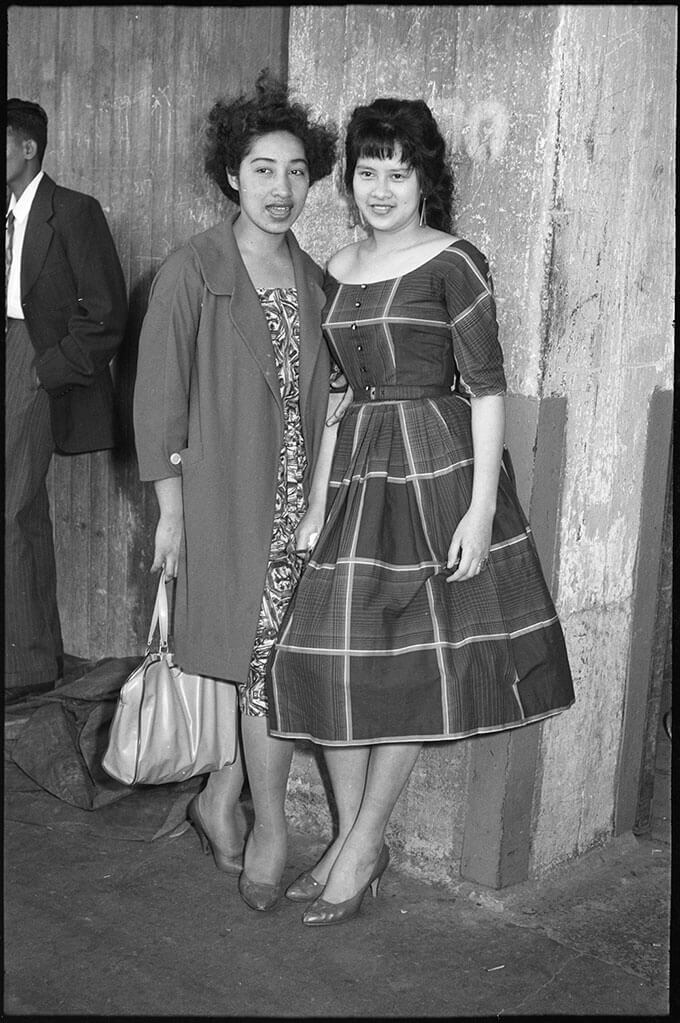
[8,5,289,658]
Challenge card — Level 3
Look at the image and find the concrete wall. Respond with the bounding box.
[285,5,675,883]
[527,5,675,871]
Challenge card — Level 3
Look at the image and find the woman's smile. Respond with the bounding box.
[353,146,420,233]
[228,130,310,237]
[266,201,295,219]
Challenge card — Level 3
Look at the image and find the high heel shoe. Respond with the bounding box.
[237,832,286,912]
[301,845,390,927]
[187,795,242,876]
[238,871,285,912]
[285,869,326,903]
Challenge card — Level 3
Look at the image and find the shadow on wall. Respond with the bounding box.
[109,267,159,647]
[111,268,156,467]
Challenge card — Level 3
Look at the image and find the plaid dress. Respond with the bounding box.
[267,242,574,744]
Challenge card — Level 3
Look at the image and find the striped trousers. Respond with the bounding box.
[4,318,63,689]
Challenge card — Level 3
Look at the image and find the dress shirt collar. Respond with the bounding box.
[7,170,44,225]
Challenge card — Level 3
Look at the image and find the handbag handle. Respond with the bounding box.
[146,572,170,652]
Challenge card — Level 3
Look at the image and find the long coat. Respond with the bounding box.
[133,212,331,682]
[20,173,128,453]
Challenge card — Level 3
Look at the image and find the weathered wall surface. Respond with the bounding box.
[7,5,289,657]
[529,5,675,870]
[287,4,675,880]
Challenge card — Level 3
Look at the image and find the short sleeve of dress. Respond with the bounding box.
[442,241,506,398]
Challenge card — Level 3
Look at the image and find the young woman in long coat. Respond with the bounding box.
[133,73,341,912]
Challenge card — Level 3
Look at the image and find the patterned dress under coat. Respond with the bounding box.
[242,287,307,716]
[267,241,575,744]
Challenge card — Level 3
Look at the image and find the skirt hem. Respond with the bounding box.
[269,698,575,746]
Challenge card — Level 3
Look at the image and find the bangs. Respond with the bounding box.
[352,129,417,169]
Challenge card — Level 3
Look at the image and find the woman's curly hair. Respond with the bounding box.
[204,69,338,203]
[343,97,454,233]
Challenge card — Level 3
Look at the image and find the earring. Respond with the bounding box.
[356,205,367,229]
[419,195,427,227]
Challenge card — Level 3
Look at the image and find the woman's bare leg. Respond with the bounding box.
[240,714,295,884]
[196,734,245,858]
[320,742,422,903]
[306,745,371,882]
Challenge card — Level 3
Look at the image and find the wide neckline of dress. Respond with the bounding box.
[256,286,298,293]
[327,240,463,288]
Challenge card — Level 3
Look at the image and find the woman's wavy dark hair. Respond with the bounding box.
[343,97,454,232]
[204,69,338,204]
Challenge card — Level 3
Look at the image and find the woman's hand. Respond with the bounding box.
[446,394,504,582]
[151,513,183,578]
[445,505,494,582]
[326,385,353,425]
[293,390,341,559]
[295,507,325,555]
[151,477,184,578]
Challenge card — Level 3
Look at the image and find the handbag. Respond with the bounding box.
[102,574,237,785]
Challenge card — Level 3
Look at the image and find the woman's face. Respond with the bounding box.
[352,144,420,234]
[227,131,310,236]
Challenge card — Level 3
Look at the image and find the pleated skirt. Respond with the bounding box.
[267,394,574,745]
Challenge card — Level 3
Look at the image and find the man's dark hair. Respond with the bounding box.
[7,98,48,164]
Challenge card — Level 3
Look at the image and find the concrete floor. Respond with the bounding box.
[4,705,671,1018]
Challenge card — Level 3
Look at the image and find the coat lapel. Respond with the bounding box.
[289,232,326,422]
[229,271,281,408]
[21,174,57,299]
[192,215,281,408]
[193,214,327,415]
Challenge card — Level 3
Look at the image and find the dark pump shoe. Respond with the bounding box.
[302,845,390,927]
[238,872,284,912]
[186,795,243,875]
[285,869,326,902]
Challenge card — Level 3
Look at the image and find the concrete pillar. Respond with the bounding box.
[286,5,675,886]
[527,5,675,873]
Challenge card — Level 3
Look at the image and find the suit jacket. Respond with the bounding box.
[20,173,128,453]
[133,212,331,681]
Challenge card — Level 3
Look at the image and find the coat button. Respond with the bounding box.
[351,323,357,331]
[356,345,363,351]
[170,452,182,465]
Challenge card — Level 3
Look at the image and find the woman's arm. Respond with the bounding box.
[446,393,504,582]
[295,390,345,551]
[325,380,353,425]
[151,476,184,577]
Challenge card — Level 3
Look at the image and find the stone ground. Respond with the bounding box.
[3,700,672,1018]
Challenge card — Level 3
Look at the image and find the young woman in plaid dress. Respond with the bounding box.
[267,97,575,926]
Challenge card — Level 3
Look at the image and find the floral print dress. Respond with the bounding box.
[240,287,308,716]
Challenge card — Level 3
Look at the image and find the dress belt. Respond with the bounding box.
[353,384,452,403]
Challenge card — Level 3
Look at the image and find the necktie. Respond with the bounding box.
[6,210,15,297]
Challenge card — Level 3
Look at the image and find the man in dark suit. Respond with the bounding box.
[5,98,128,704]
